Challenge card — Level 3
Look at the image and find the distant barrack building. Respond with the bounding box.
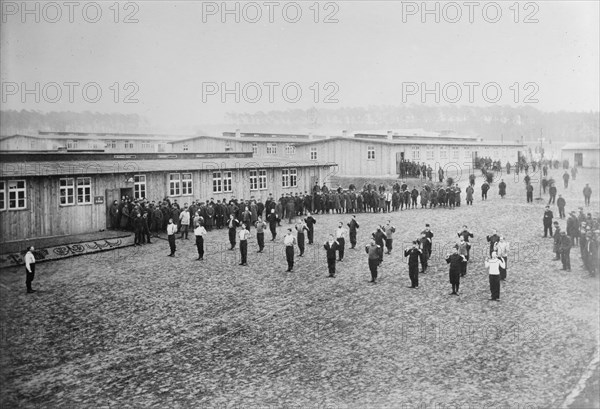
[0,151,333,242]
[169,129,525,177]
[561,143,600,168]
[0,128,526,178]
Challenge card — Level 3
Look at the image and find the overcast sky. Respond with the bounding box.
[1,1,598,129]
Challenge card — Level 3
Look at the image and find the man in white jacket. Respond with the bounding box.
[485,251,506,301]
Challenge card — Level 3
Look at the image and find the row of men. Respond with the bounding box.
[543,206,599,275]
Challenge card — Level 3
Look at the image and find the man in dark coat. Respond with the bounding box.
[548,184,557,204]
[404,241,422,289]
[486,229,500,257]
[559,231,572,271]
[267,209,278,241]
[557,195,566,219]
[481,182,490,200]
[304,212,316,244]
[498,179,507,198]
[366,239,381,283]
[347,215,359,249]
[446,246,466,295]
[543,206,554,237]
[324,235,339,278]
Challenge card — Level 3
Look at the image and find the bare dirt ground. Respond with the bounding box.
[1,167,598,408]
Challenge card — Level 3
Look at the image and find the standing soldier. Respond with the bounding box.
[562,171,570,188]
[557,195,566,219]
[227,214,239,250]
[238,223,250,266]
[366,239,381,283]
[404,241,422,289]
[583,184,592,206]
[194,223,207,260]
[465,185,474,206]
[305,212,316,245]
[179,206,190,239]
[133,213,143,246]
[446,246,466,295]
[348,215,360,249]
[284,228,297,272]
[324,235,340,278]
[255,216,267,253]
[24,246,36,294]
[109,200,120,230]
[559,231,572,272]
[543,206,554,238]
[552,221,562,260]
[498,179,507,198]
[335,221,348,261]
[481,181,490,200]
[485,251,505,301]
[526,183,534,203]
[142,213,152,244]
[166,218,177,257]
[421,224,434,259]
[384,220,396,255]
[548,183,557,205]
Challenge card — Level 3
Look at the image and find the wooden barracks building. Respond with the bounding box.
[169,129,525,177]
[0,151,334,242]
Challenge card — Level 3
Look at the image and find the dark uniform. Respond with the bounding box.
[404,246,422,288]
[324,240,339,277]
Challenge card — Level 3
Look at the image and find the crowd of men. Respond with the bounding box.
[543,206,599,276]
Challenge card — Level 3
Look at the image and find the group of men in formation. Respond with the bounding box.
[543,206,599,277]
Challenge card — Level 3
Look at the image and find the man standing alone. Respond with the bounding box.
[25,246,36,293]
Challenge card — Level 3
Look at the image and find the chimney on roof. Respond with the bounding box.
[342,130,348,138]
[308,132,313,140]
[235,129,241,138]
[387,130,393,140]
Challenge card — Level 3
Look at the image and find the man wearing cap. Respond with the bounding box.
[543,206,554,238]
[496,236,510,281]
[485,251,505,301]
[559,231,572,272]
[552,222,562,260]
[238,223,250,266]
[283,228,297,272]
